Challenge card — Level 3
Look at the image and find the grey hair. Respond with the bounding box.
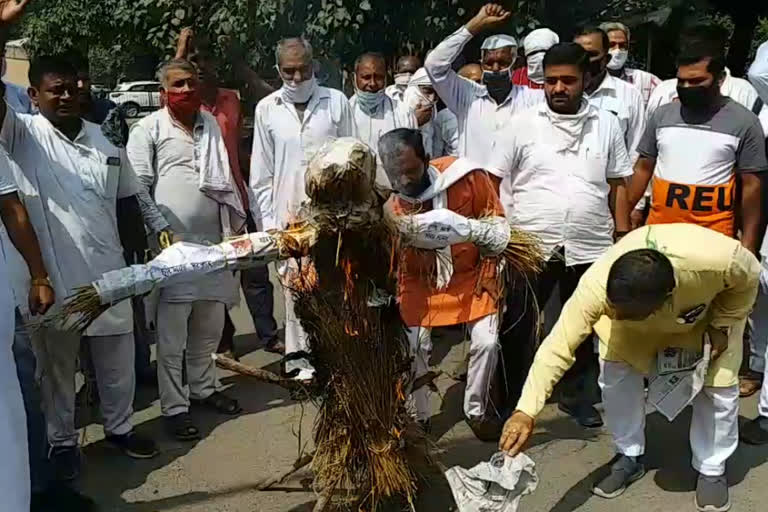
[275,37,314,66]
[377,128,427,172]
[156,59,198,88]
[600,22,630,42]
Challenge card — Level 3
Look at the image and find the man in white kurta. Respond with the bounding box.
[0,56,158,480]
[250,37,357,380]
[600,22,661,106]
[349,52,415,186]
[424,4,544,168]
[127,59,245,438]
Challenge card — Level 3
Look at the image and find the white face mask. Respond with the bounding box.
[526,53,546,84]
[281,75,317,104]
[607,49,629,71]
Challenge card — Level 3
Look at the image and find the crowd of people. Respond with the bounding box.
[2,0,768,511]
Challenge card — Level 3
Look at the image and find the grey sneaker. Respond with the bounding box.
[592,455,645,499]
[695,474,730,512]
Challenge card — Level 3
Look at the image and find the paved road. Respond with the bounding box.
[76,277,768,511]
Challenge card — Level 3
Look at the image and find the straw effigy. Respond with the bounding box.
[52,137,544,511]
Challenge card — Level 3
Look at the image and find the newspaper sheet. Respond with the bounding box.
[647,339,712,421]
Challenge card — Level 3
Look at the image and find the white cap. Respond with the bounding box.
[523,28,559,55]
[481,34,518,51]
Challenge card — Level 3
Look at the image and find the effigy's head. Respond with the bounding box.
[305,137,378,207]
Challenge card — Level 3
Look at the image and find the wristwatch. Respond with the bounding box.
[31,276,53,288]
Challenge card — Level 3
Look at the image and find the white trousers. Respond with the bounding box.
[282,283,314,381]
[599,359,739,476]
[32,328,135,446]
[156,300,225,417]
[408,314,499,421]
[754,262,768,417]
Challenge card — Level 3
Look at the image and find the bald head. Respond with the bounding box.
[459,63,483,84]
[396,55,422,75]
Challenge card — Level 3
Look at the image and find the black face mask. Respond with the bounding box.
[588,59,604,80]
[483,68,513,104]
[676,83,719,110]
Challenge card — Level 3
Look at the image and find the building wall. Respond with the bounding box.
[4,41,30,87]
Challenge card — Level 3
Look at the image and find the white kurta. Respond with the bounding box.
[0,110,137,336]
[433,108,460,157]
[424,26,545,168]
[349,94,416,186]
[748,41,768,104]
[585,73,646,163]
[0,148,29,511]
[250,86,357,231]
[127,109,238,304]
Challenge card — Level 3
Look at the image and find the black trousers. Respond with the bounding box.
[498,248,595,410]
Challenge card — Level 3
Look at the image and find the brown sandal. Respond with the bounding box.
[739,372,764,398]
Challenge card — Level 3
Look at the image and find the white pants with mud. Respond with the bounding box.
[753,261,768,417]
[408,313,499,421]
[599,359,738,476]
[156,300,225,417]
[32,329,135,446]
[278,259,314,381]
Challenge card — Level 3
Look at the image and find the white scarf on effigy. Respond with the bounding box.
[397,157,484,289]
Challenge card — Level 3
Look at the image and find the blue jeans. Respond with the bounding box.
[12,309,50,493]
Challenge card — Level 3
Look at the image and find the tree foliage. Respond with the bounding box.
[15,0,768,84]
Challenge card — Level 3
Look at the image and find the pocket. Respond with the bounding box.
[580,154,608,185]
[79,163,111,199]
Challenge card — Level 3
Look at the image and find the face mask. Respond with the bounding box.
[165,89,202,120]
[588,58,605,79]
[394,72,412,89]
[355,87,386,115]
[526,53,546,84]
[482,67,513,104]
[607,49,629,71]
[676,83,719,110]
[281,75,317,104]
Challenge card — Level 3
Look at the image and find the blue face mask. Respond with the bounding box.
[482,67,513,104]
[355,88,386,115]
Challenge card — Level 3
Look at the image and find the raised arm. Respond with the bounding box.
[425,4,509,115]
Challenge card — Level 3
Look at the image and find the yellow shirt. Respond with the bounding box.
[517,224,760,419]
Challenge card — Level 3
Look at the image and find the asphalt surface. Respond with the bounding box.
[76,279,768,511]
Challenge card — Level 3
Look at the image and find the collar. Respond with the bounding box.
[587,73,616,97]
[473,82,520,106]
[536,99,596,119]
[163,107,204,132]
[39,115,87,144]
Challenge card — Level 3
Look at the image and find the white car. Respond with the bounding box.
[109,81,162,117]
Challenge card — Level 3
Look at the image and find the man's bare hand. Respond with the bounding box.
[0,0,31,24]
[29,283,54,316]
[499,411,534,456]
[158,229,174,250]
[175,27,194,60]
[707,326,729,361]
[630,209,645,230]
[414,104,433,126]
[466,3,512,35]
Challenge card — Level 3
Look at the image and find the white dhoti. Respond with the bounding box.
[599,359,739,476]
[408,313,500,421]
[753,261,768,418]
[0,260,30,510]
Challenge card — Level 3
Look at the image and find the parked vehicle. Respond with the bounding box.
[109,81,161,117]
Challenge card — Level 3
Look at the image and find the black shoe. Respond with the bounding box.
[559,400,604,428]
[466,416,503,442]
[50,446,81,482]
[32,484,98,512]
[740,416,768,445]
[592,455,645,499]
[165,412,201,441]
[106,431,158,459]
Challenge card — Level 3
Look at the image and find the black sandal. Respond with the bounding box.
[165,412,200,441]
[192,391,243,415]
